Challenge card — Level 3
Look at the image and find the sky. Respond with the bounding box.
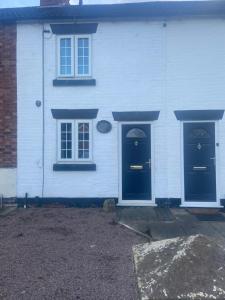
[0,0,199,8]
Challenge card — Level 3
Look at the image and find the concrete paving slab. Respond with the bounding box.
[154,207,175,221]
[117,207,225,242]
[209,222,225,240]
[171,208,198,222]
[149,221,185,240]
[177,220,223,240]
[117,207,157,223]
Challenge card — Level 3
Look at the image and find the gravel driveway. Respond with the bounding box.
[0,208,144,300]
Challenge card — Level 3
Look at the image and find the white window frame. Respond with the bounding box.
[57,35,92,79]
[75,120,93,161]
[57,120,93,162]
[57,120,75,162]
[75,35,92,78]
[57,35,75,78]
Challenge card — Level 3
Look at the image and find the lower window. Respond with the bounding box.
[58,120,92,162]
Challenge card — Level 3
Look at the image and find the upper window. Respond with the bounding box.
[59,37,73,76]
[58,35,91,78]
[76,37,90,76]
[58,120,92,162]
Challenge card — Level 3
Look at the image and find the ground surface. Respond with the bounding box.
[0,208,144,300]
[133,234,225,300]
[118,207,225,242]
[118,207,225,299]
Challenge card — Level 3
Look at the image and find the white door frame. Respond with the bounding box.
[117,121,156,206]
[180,120,222,208]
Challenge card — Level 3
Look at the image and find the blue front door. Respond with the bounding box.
[184,122,216,202]
[122,124,151,200]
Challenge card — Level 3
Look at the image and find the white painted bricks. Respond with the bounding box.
[17,19,225,202]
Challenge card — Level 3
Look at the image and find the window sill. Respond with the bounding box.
[53,79,96,87]
[53,163,96,171]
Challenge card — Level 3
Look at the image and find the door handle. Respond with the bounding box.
[193,166,207,170]
[130,165,143,170]
[210,157,216,167]
[145,159,151,168]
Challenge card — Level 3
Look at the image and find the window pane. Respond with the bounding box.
[78,57,83,65]
[60,38,72,76]
[84,141,89,149]
[66,133,72,140]
[84,133,89,140]
[78,66,83,75]
[84,57,89,65]
[61,123,67,131]
[60,66,66,75]
[61,150,67,159]
[78,150,83,159]
[78,48,83,56]
[60,122,72,159]
[61,133,67,140]
[67,141,72,149]
[84,48,89,56]
[60,57,66,65]
[84,66,89,74]
[66,66,72,74]
[78,122,90,159]
[67,123,71,130]
[61,142,67,149]
[84,123,89,131]
[77,38,89,76]
[83,150,89,158]
[83,39,88,47]
[66,57,71,65]
[126,128,147,138]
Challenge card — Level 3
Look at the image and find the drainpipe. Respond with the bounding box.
[0,194,3,209]
[41,24,46,198]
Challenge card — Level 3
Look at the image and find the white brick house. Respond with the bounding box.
[2,0,225,207]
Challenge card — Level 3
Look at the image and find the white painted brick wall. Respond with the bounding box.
[17,24,43,197]
[17,19,225,203]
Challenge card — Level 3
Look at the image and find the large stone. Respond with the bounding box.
[133,234,225,299]
[103,199,116,212]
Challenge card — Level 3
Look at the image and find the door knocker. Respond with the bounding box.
[197,143,202,150]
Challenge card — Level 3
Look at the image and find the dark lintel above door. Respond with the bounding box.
[112,111,160,121]
[174,110,224,121]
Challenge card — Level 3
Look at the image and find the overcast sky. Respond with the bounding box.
[0,0,198,8]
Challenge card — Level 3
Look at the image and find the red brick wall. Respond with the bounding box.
[40,0,70,5]
[0,24,17,168]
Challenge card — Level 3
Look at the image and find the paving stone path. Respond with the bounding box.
[117,207,225,243]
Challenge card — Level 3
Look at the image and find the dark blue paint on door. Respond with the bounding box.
[122,124,151,200]
[184,122,216,202]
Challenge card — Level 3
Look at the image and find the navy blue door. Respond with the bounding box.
[184,122,216,202]
[122,124,151,200]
